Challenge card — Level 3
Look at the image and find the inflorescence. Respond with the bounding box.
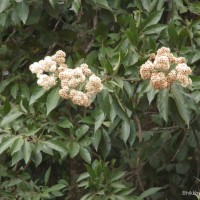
[140,47,192,90]
[29,50,103,107]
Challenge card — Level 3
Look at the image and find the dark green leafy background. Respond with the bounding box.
[1,0,200,199]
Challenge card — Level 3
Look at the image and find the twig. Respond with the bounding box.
[152,126,179,131]
[136,157,150,200]
[46,18,62,56]
[143,140,169,166]
[134,115,142,142]
[171,132,187,162]
[84,12,98,54]
[192,127,200,179]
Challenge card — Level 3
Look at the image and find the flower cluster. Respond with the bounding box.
[58,63,103,107]
[140,47,192,89]
[29,50,103,107]
[29,50,66,90]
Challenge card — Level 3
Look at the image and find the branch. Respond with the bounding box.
[134,115,142,142]
[84,12,98,54]
[171,132,187,162]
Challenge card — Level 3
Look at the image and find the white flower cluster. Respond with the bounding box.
[29,50,66,90]
[140,47,192,89]
[29,50,103,107]
[58,63,103,107]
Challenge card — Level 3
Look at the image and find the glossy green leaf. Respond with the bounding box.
[71,0,81,14]
[0,108,23,127]
[112,96,129,123]
[94,109,105,132]
[139,187,164,199]
[121,120,130,143]
[141,9,164,30]
[157,89,168,122]
[29,87,46,105]
[168,23,179,46]
[46,87,60,116]
[11,137,24,155]
[44,140,67,153]
[100,131,111,159]
[143,24,167,34]
[93,129,102,151]
[16,2,29,24]
[22,140,32,164]
[69,142,80,158]
[0,137,18,154]
[0,0,10,13]
[44,166,51,185]
[80,147,91,164]
[171,85,190,126]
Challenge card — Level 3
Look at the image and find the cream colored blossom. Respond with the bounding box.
[140,61,154,80]
[150,72,168,89]
[37,74,56,90]
[176,63,192,75]
[154,56,170,71]
[29,50,103,107]
[167,70,177,83]
[80,63,92,76]
[139,47,192,89]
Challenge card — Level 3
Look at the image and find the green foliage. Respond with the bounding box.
[1,0,200,199]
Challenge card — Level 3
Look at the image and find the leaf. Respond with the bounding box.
[100,130,111,159]
[143,24,167,34]
[44,166,51,185]
[49,0,56,8]
[121,120,130,143]
[168,23,179,46]
[192,52,200,64]
[141,9,164,30]
[11,83,19,99]
[22,140,32,164]
[69,142,80,158]
[171,85,190,126]
[77,172,89,182]
[94,110,105,132]
[93,129,102,151]
[46,184,66,192]
[32,152,42,167]
[110,171,126,182]
[12,151,23,166]
[111,182,126,189]
[126,17,138,46]
[16,2,29,24]
[44,140,67,153]
[0,0,10,13]
[80,147,91,164]
[140,0,151,12]
[112,96,129,123]
[146,84,158,104]
[157,88,169,122]
[0,137,18,154]
[26,6,41,25]
[0,13,7,26]
[96,0,110,9]
[138,187,164,199]
[0,75,20,93]
[29,87,46,105]
[0,108,23,127]
[58,119,73,128]
[123,81,134,98]
[46,87,60,116]
[71,0,81,14]
[11,137,24,155]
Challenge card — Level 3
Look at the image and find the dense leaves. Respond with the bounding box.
[1,0,200,199]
